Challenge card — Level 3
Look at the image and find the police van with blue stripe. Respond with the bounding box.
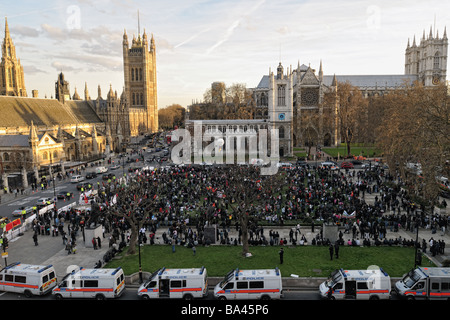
[52,267,125,300]
[320,267,391,300]
[0,262,57,297]
[214,268,283,300]
[138,267,208,300]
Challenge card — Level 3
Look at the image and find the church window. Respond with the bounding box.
[140,93,144,105]
[279,126,285,139]
[434,52,440,69]
[140,68,143,81]
[43,152,48,161]
[132,93,136,105]
[53,151,58,159]
[3,153,9,161]
[8,68,12,87]
[278,85,286,106]
[131,68,135,81]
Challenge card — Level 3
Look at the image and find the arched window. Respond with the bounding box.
[53,151,58,159]
[278,85,286,106]
[279,126,285,139]
[131,68,135,81]
[3,153,9,161]
[434,52,440,69]
[140,68,143,81]
[132,93,136,105]
[140,93,144,105]
[43,151,48,161]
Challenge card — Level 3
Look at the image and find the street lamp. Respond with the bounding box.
[49,153,56,203]
[414,210,421,268]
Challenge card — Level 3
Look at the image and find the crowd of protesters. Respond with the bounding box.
[26,156,448,264]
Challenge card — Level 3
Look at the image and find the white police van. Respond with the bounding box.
[214,268,283,300]
[138,267,208,300]
[52,267,125,300]
[394,267,450,300]
[0,262,57,297]
[319,267,391,300]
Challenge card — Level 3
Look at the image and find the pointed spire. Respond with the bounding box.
[4,16,10,39]
[407,38,410,48]
[332,74,337,87]
[72,87,80,100]
[444,26,447,39]
[29,121,38,142]
[429,25,433,39]
[412,35,416,47]
[319,59,323,81]
[84,82,90,101]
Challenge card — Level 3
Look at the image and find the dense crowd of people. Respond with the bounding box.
[27,158,448,264]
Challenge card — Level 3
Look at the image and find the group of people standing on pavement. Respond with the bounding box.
[24,158,448,267]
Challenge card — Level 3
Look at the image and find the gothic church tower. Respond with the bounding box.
[122,16,158,136]
[0,18,27,97]
[405,26,448,86]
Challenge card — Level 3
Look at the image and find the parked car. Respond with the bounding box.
[340,162,354,169]
[110,165,120,170]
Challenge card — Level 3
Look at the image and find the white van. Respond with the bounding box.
[319,267,391,300]
[394,267,450,300]
[214,268,283,300]
[0,262,57,297]
[320,162,339,170]
[95,166,108,174]
[138,267,208,300]
[70,175,85,183]
[52,267,125,300]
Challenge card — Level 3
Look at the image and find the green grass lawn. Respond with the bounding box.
[105,245,434,278]
[323,145,382,158]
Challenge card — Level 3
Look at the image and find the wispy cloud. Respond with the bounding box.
[205,0,265,55]
[3,0,450,108]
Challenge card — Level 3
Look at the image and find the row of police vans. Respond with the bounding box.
[1,262,449,300]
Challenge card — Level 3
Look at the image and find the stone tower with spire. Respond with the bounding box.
[122,12,158,136]
[405,25,448,86]
[0,17,27,96]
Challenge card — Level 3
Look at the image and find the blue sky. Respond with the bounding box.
[1,0,450,108]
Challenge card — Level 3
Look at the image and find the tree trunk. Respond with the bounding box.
[127,222,138,255]
[240,213,249,257]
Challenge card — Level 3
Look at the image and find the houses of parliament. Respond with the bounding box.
[0,18,158,187]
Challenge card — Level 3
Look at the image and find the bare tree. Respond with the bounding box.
[106,175,160,255]
[225,166,281,257]
[323,81,368,156]
[376,82,450,203]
